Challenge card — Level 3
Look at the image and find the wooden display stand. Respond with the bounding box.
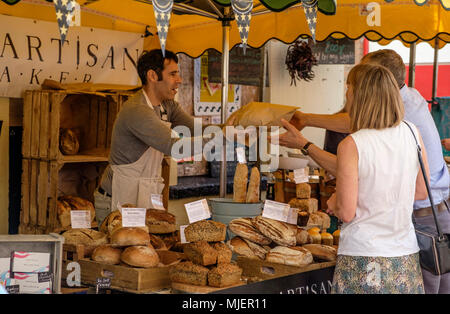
[19,89,133,234]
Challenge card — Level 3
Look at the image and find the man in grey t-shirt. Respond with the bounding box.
[95,49,196,225]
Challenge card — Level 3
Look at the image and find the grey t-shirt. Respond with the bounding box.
[100,90,195,194]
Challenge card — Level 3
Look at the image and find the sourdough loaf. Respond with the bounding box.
[145,209,177,234]
[208,263,243,288]
[169,261,209,286]
[228,218,272,245]
[91,245,122,265]
[227,236,260,260]
[266,246,313,267]
[296,228,310,245]
[288,198,318,214]
[295,183,311,199]
[111,227,150,247]
[59,128,79,155]
[62,229,108,247]
[121,245,159,268]
[184,220,227,242]
[242,238,268,260]
[252,215,297,247]
[302,244,337,261]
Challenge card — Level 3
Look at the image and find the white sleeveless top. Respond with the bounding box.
[338,121,421,257]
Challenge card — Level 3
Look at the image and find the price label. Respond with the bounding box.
[184,199,211,224]
[96,277,111,289]
[70,210,91,229]
[121,208,146,227]
[5,285,19,294]
[287,208,299,225]
[179,225,188,244]
[38,272,53,283]
[236,147,246,164]
[262,200,293,224]
[150,194,165,210]
[294,167,309,184]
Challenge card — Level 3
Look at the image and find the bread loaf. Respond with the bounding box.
[208,263,243,288]
[332,229,340,246]
[296,183,311,199]
[149,234,167,250]
[57,199,72,228]
[288,198,318,214]
[233,163,248,203]
[62,229,108,248]
[212,242,232,264]
[169,261,209,286]
[246,167,260,203]
[58,196,96,227]
[266,246,313,267]
[59,128,79,155]
[111,227,150,247]
[315,211,331,230]
[99,210,122,236]
[228,218,271,245]
[302,244,337,261]
[252,216,297,247]
[184,220,226,242]
[121,245,159,268]
[183,241,218,266]
[242,238,268,260]
[321,232,334,246]
[307,213,323,229]
[145,209,177,234]
[91,245,122,265]
[307,229,322,244]
[227,237,260,259]
[296,228,310,245]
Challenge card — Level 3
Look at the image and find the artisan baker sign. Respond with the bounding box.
[0,15,143,98]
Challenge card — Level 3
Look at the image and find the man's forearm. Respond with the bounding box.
[304,113,351,133]
[307,144,337,176]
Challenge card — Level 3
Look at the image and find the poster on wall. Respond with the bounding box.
[0,15,144,98]
[193,52,241,118]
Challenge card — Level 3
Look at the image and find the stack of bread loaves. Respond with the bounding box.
[169,220,243,288]
[88,206,180,267]
[227,215,337,267]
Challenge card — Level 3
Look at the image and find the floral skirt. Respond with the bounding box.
[331,253,424,294]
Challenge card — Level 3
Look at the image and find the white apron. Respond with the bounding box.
[111,93,169,210]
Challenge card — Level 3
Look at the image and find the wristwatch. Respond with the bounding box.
[300,141,313,156]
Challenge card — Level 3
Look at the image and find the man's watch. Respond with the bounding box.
[300,142,313,156]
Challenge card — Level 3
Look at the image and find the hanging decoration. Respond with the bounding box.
[285,40,318,86]
[53,0,77,45]
[302,0,318,42]
[231,0,253,53]
[152,0,174,57]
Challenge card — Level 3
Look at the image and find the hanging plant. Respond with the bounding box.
[285,40,318,86]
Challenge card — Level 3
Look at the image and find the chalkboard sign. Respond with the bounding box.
[311,38,355,65]
[207,47,263,86]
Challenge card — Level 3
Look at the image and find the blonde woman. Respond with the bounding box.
[276,63,429,293]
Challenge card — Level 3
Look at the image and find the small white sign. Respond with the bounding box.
[150,194,165,210]
[287,208,299,225]
[180,225,188,244]
[121,208,147,227]
[236,147,246,164]
[262,200,293,224]
[184,199,211,224]
[294,167,309,184]
[70,210,91,229]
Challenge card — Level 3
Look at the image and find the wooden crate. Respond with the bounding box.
[65,250,184,294]
[236,256,336,281]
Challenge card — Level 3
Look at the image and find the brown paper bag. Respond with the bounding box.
[228,102,298,127]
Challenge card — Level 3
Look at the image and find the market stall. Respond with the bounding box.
[0,0,449,295]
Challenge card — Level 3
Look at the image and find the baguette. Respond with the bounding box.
[246,167,260,203]
[233,163,248,203]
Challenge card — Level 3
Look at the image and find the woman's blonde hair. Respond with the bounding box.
[347,63,404,132]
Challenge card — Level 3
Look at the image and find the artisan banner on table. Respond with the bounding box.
[0,15,143,98]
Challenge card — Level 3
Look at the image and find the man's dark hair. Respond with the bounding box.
[137,49,178,85]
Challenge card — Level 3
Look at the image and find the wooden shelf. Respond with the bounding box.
[59,149,110,164]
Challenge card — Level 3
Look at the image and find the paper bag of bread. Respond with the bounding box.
[227,102,298,127]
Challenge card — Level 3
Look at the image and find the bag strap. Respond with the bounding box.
[403,121,445,239]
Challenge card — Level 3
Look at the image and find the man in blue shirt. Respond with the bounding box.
[283,49,450,294]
